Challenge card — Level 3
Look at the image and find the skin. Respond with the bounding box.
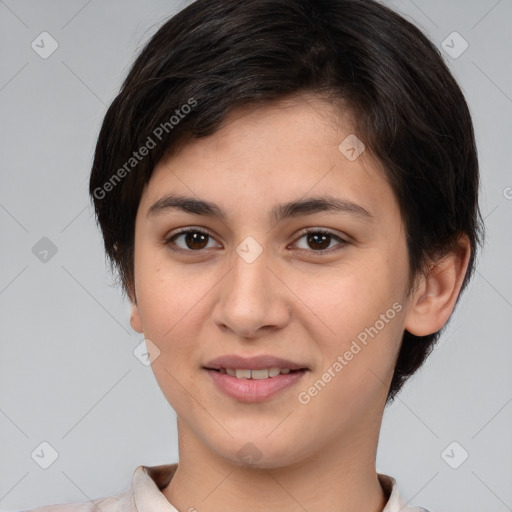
[129,93,470,512]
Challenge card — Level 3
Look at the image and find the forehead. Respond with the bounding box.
[138,94,399,227]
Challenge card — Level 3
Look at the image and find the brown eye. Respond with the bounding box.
[164,228,348,256]
[306,232,331,250]
[165,229,220,252]
[293,229,349,255]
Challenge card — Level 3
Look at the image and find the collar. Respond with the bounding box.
[132,464,427,512]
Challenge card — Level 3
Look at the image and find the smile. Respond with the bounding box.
[213,367,296,379]
[205,368,308,402]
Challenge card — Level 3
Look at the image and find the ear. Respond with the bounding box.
[127,280,143,333]
[404,235,471,336]
[130,300,144,333]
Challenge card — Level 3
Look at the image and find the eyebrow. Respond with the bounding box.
[147,193,374,224]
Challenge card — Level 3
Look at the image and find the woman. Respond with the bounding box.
[27,0,483,510]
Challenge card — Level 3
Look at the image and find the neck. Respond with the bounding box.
[163,417,388,512]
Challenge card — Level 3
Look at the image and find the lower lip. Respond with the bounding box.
[205,369,307,402]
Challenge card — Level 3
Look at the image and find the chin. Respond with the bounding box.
[213,435,311,470]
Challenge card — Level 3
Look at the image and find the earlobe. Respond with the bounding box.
[130,302,144,333]
[404,236,471,336]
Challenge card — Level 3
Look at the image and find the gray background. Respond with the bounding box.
[0,0,511,511]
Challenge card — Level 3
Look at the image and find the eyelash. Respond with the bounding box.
[163,227,349,256]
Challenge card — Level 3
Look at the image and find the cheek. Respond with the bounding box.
[133,255,217,404]
[137,273,203,356]
[298,301,403,428]
[290,258,400,340]
[291,258,405,396]
[135,241,206,336]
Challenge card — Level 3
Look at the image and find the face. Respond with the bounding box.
[130,94,414,468]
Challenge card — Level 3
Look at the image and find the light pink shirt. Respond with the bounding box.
[22,463,431,512]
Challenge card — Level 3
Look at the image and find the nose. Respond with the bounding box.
[212,248,291,339]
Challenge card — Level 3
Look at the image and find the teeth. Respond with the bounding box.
[251,369,269,379]
[219,367,295,379]
[268,367,281,377]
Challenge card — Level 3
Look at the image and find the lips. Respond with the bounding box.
[202,354,310,402]
[203,354,309,371]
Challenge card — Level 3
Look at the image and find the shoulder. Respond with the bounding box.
[18,486,135,512]
[18,463,177,512]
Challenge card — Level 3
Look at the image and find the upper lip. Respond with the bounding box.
[203,354,309,371]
